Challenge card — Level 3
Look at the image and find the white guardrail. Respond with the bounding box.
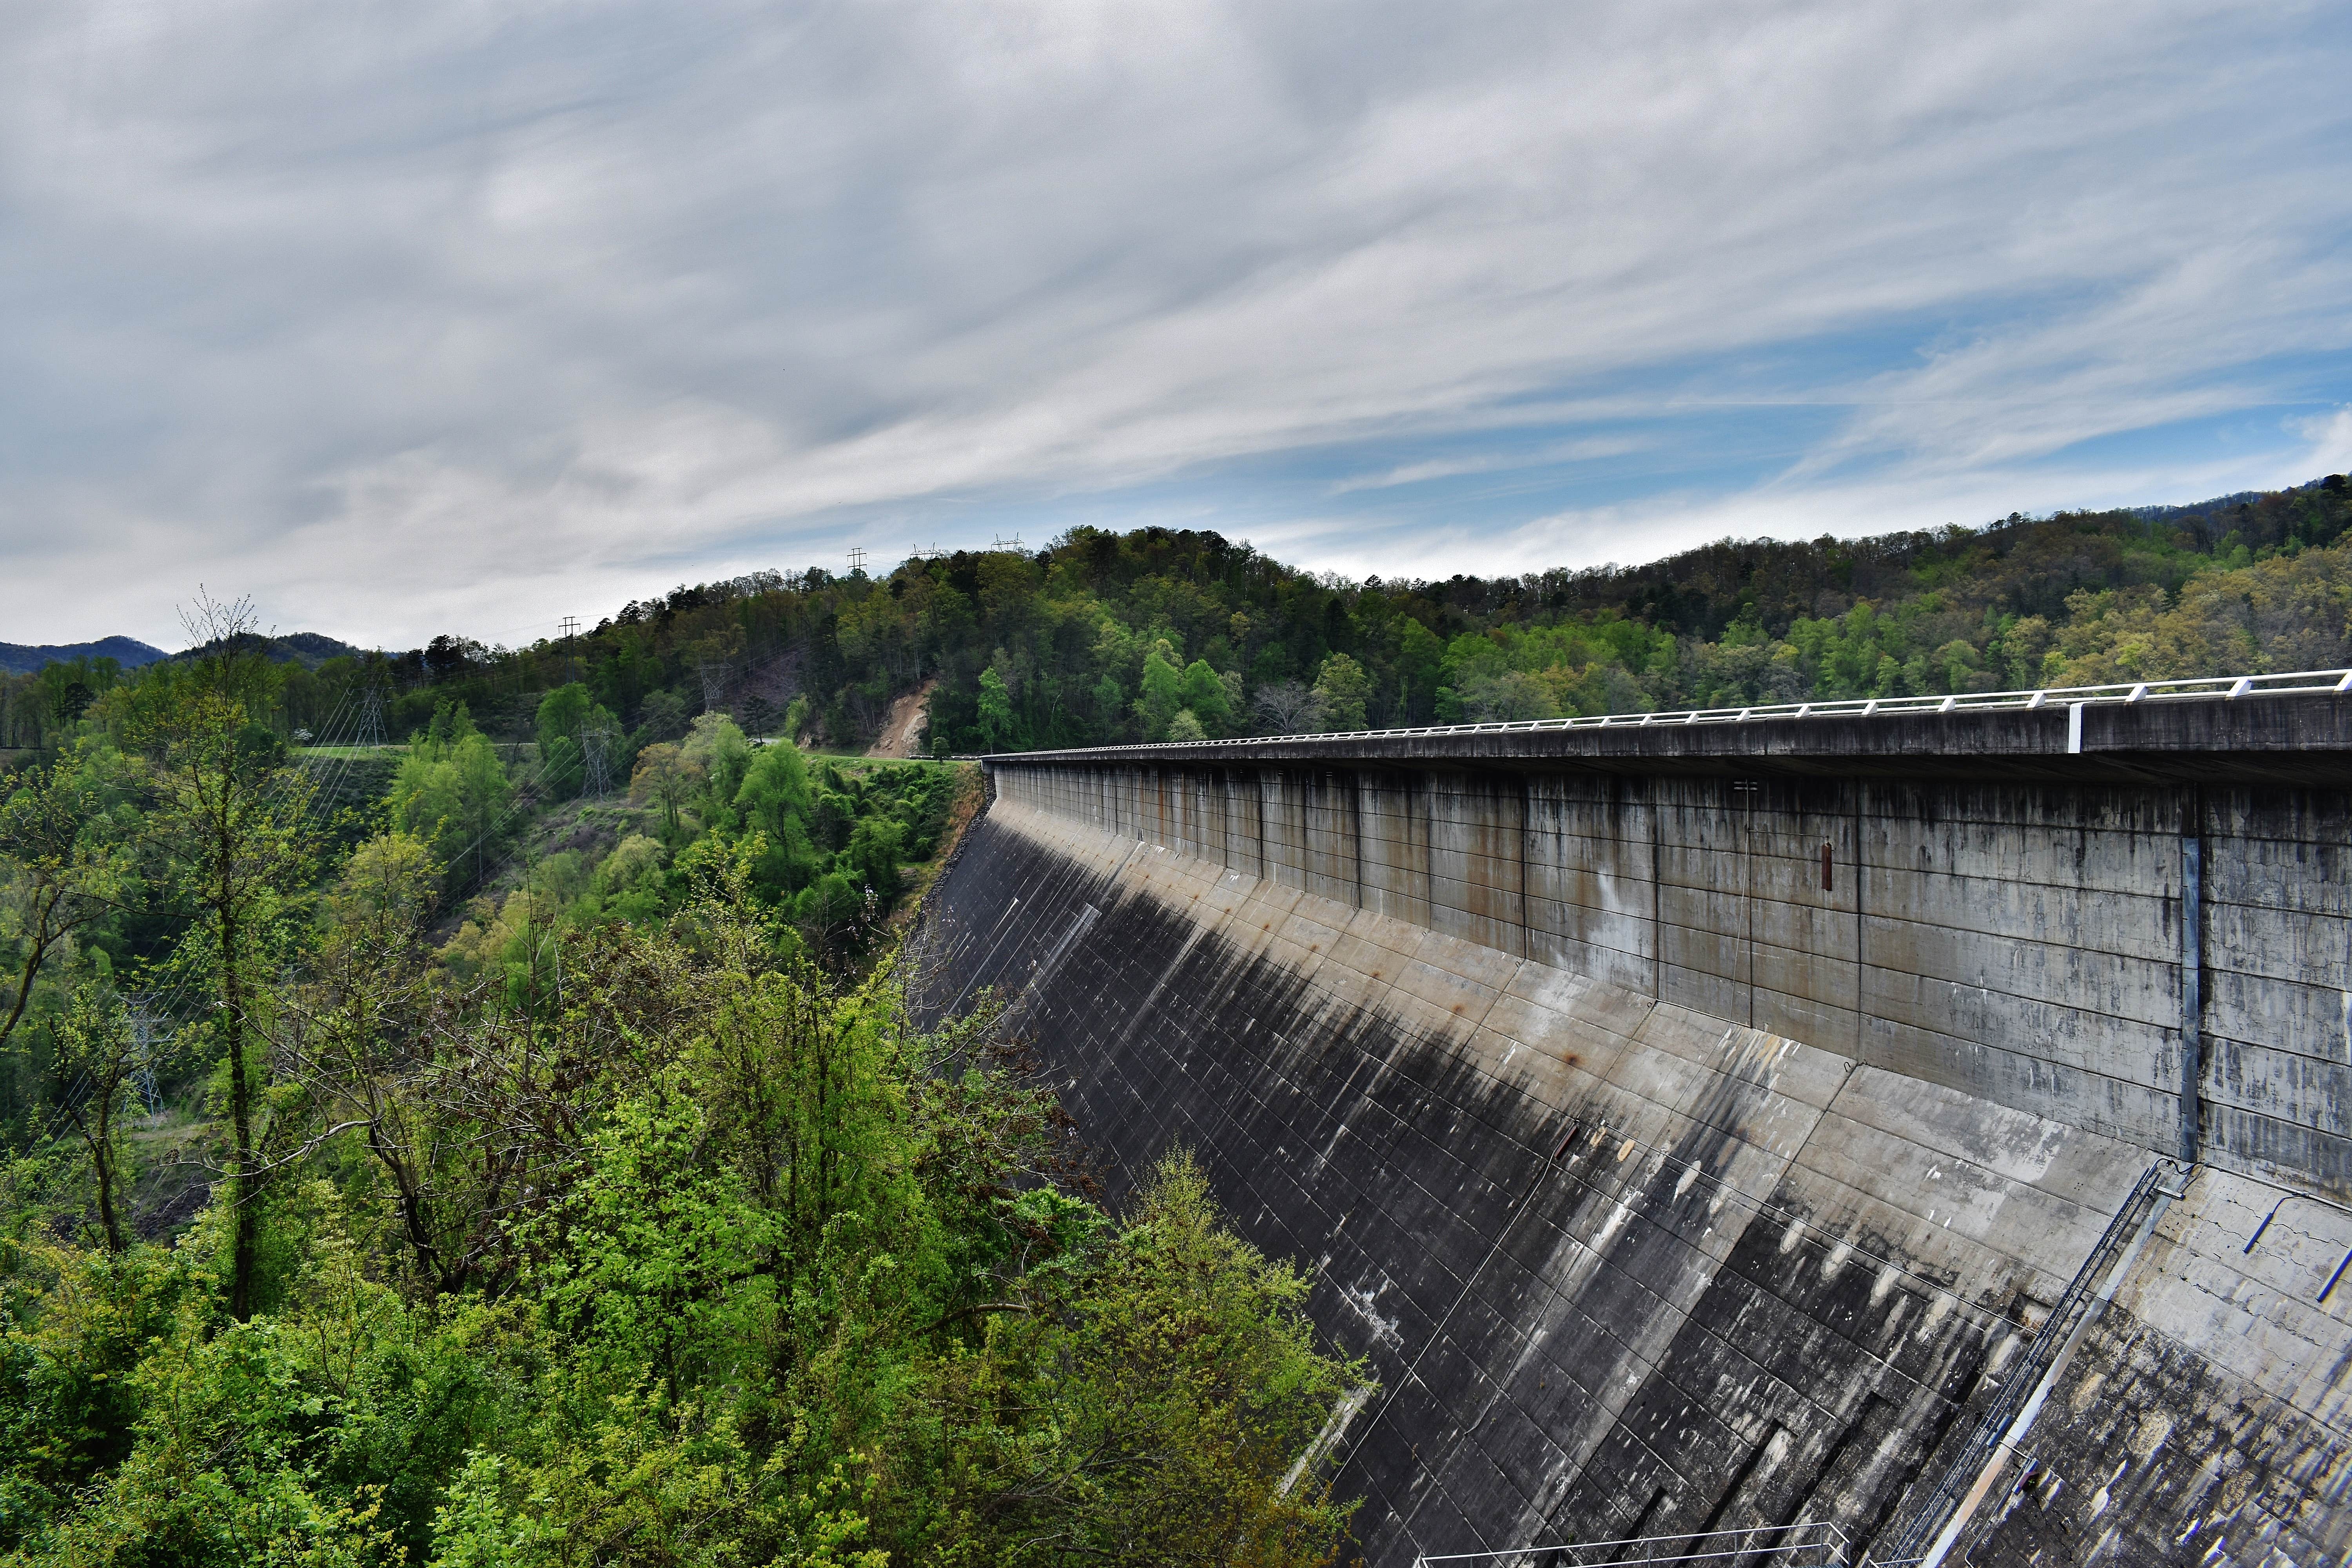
[989,667,2352,758]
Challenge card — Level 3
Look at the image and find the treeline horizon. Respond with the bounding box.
[4,473,2348,766]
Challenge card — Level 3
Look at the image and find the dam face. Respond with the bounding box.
[913,698,2352,1566]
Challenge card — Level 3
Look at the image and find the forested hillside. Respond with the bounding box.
[0,622,1364,1564]
[7,476,2345,766]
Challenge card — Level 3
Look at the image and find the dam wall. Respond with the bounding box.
[914,696,2352,1565]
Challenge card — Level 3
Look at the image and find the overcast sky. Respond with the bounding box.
[4,0,2348,650]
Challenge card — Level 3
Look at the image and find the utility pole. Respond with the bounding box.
[846,547,867,576]
[558,616,581,684]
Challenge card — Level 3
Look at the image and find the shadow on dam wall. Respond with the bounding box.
[912,707,2352,1566]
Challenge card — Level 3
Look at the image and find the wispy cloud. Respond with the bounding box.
[1327,437,1654,495]
[0,0,2347,645]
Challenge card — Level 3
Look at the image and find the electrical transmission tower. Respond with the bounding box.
[356,674,387,749]
[846,546,867,575]
[580,717,617,799]
[559,616,582,684]
[696,656,728,713]
[124,992,164,1115]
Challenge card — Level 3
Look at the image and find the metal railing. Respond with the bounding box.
[1866,1160,2181,1567]
[1416,1521,1850,1567]
[980,666,2352,759]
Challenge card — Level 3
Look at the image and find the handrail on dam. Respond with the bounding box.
[969,665,2352,759]
[1869,1160,2187,1568]
[1414,1520,1851,1567]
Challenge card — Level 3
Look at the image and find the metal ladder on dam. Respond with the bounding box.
[1866,1158,2187,1568]
[1416,1521,1853,1568]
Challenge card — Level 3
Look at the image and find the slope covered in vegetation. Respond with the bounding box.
[18,477,2346,766]
[0,635,1365,1566]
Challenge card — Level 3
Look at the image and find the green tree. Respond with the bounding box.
[976,666,1018,750]
[54,982,142,1254]
[0,887,1370,1565]
[736,742,822,897]
[1311,653,1372,730]
[934,1152,1367,1566]
[388,702,512,891]
[1132,642,1185,740]
[626,740,690,836]
[843,815,904,899]
[683,713,753,826]
[135,681,314,1319]
[0,744,129,1055]
[1396,617,1444,721]
[1178,659,1236,736]
[535,684,593,798]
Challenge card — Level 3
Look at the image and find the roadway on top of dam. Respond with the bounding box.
[973,668,2352,786]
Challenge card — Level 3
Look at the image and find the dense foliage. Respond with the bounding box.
[0,626,972,1151]
[24,478,2349,768]
[9,477,2346,769]
[0,642,1367,1566]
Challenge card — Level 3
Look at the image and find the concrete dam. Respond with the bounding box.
[911,679,2352,1566]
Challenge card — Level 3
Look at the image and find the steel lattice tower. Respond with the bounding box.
[580,718,616,799]
[356,677,387,750]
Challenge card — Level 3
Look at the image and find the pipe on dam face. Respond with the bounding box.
[918,704,2352,1567]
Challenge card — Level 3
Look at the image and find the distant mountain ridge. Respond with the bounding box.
[0,636,168,677]
[2132,475,2342,523]
[172,632,365,670]
[1,632,363,677]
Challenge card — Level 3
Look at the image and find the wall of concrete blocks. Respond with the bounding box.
[915,788,2352,1565]
[991,760,2352,1202]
